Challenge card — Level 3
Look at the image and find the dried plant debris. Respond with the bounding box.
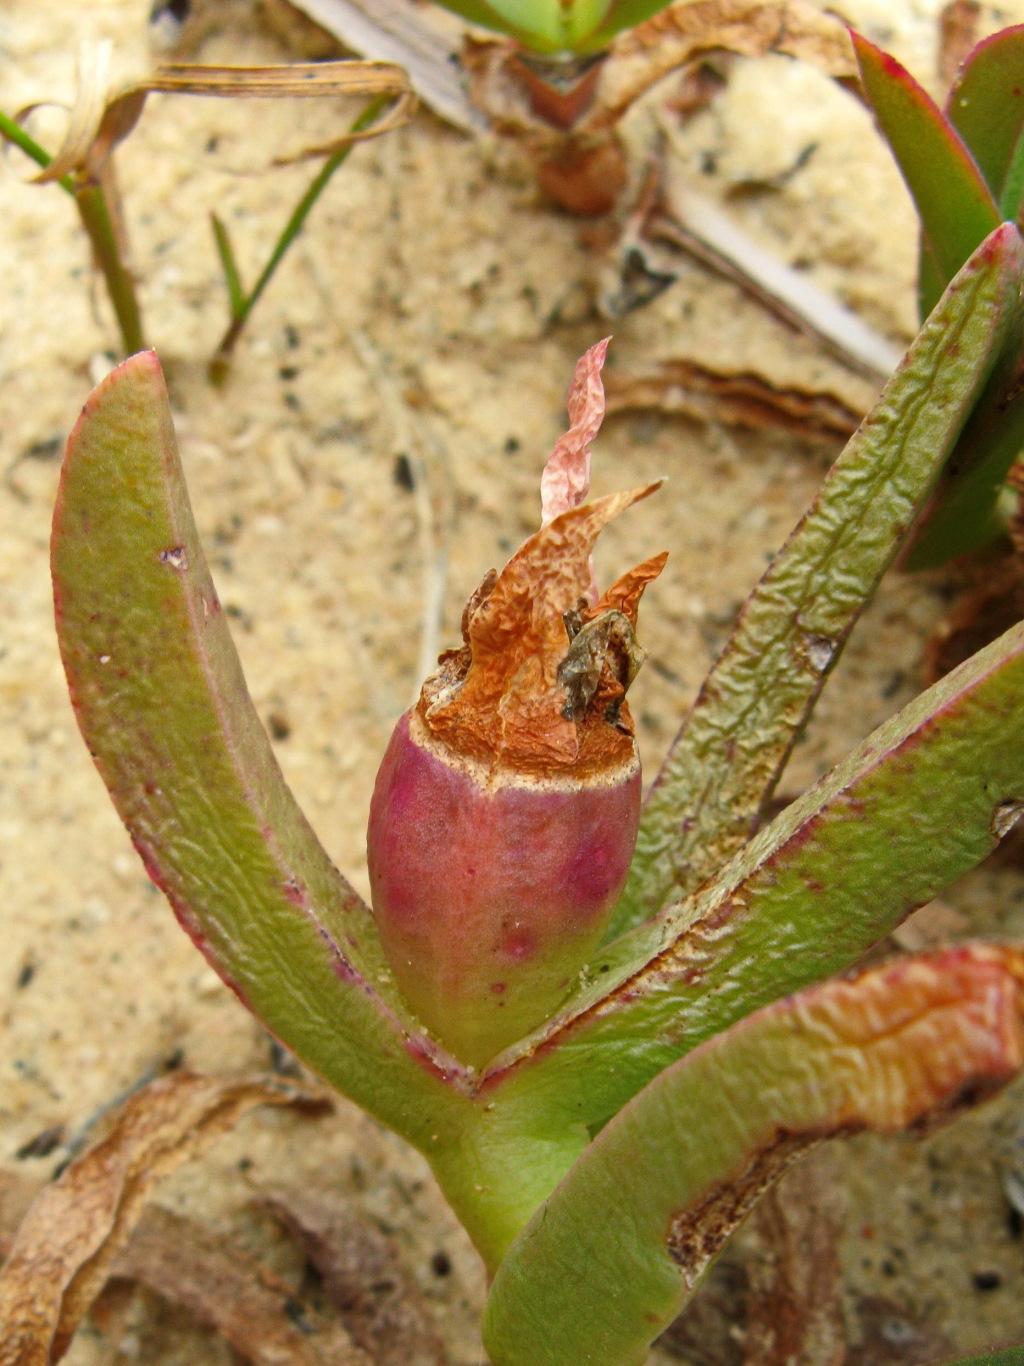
[741,1160,845,1366]
[602,357,863,441]
[28,39,414,188]
[0,1070,328,1365]
[0,1169,371,1366]
[261,1186,449,1366]
[846,1296,952,1366]
[923,554,1024,686]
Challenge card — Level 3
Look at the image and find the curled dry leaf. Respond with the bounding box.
[0,1169,371,1366]
[602,357,864,441]
[593,0,856,132]
[0,1070,328,1366]
[29,38,414,187]
[261,1187,449,1366]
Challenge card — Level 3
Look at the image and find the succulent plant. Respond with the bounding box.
[51,225,1024,1364]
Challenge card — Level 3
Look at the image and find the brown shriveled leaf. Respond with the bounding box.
[603,358,864,441]
[0,1169,371,1366]
[114,1205,373,1366]
[540,337,609,525]
[742,1158,845,1366]
[261,1187,448,1366]
[592,0,856,133]
[0,1071,327,1366]
[31,39,414,186]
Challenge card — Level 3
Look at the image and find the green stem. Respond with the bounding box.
[74,184,146,355]
[210,96,387,373]
[0,107,145,355]
[0,108,75,193]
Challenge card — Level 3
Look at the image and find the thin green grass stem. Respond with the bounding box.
[210,96,387,376]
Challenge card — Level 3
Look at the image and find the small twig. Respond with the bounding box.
[657,168,903,381]
[209,96,387,377]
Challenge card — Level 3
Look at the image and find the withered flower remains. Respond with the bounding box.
[367,341,666,1066]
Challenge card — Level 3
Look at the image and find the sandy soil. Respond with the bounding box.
[2,0,1024,1360]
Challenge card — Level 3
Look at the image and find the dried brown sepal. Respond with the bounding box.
[0,1071,327,1366]
[420,482,663,775]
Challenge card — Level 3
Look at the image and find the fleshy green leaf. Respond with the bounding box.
[51,353,469,1149]
[613,223,1024,932]
[479,615,1024,1190]
[852,30,1002,319]
[947,26,1024,219]
[484,946,1024,1366]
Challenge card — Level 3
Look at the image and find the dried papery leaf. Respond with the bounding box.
[540,337,608,525]
[34,41,414,186]
[589,0,856,129]
[0,1171,371,1366]
[462,0,856,149]
[0,1071,327,1365]
[483,945,1024,1366]
[261,1188,448,1366]
[285,0,483,132]
[114,1205,373,1366]
[602,359,864,441]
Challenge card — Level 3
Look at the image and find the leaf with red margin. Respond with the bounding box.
[947,26,1024,219]
[853,30,1001,319]
[51,354,472,1149]
[483,946,1024,1366]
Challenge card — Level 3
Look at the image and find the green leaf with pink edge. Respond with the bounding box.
[947,26,1024,220]
[51,353,473,1151]
[852,31,1001,320]
[612,224,1024,933]
[483,945,1024,1366]
[461,614,1024,1246]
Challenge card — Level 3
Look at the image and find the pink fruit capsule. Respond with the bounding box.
[367,342,666,1067]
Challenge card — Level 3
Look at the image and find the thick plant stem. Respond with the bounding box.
[209,97,386,377]
[74,182,146,356]
[0,108,145,356]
